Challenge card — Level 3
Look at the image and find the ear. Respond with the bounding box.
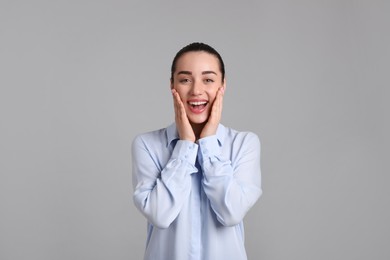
[222,78,227,91]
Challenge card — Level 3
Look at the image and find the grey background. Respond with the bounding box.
[1,0,389,259]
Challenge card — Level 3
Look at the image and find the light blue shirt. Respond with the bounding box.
[132,123,262,260]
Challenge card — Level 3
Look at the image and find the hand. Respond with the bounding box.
[200,86,225,139]
[172,89,196,142]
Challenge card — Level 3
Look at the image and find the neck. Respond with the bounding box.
[191,122,206,141]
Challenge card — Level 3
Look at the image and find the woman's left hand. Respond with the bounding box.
[200,86,225,139]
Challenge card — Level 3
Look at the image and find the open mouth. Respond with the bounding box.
[188,101,208,113]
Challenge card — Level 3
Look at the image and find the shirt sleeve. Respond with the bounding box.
[132,136,198,229]
[198,132,262,226]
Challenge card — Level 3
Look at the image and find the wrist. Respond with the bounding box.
[200,130,216,139]
[180,136,196,142]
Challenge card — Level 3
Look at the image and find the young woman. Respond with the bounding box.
[132,42,262,260]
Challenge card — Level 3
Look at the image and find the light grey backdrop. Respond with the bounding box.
[1,1,389,259]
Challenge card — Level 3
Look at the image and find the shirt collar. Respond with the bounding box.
[166,123,179,147]
[166,122,226,147]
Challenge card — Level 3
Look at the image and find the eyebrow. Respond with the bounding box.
[177,71,192,75]
[176,70,218,76]
[202,71,217,76]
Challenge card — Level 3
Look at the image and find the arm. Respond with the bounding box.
[198,132,262,226]
[132,87,199,228]
[132,136,198,228]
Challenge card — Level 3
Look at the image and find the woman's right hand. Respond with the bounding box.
[172,89,196,142]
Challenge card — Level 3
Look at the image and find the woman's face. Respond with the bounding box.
[171,51,225,125]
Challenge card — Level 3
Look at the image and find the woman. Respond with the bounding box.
[132,42,262,260]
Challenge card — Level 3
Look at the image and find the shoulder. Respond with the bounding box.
[132,127,168,150]
[220,125,261,160]
[223,125,261,146]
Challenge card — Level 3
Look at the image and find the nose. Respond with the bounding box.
[190,80,203,96]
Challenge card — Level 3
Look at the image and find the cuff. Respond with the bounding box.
[171,140,199,165]
[197,135,221,164]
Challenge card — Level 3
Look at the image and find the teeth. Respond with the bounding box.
[189,101,207,105]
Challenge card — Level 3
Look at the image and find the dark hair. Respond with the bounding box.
[170,42,225,83]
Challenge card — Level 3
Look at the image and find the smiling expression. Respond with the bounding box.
[171,51,226,126]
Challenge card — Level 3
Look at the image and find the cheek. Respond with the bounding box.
[173,87,186,101]
[208,91,218,103]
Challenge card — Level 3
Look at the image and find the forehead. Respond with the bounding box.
[175,51,220,72]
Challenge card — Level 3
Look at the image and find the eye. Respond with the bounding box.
[179,78,191,83]
[204,78,214,83]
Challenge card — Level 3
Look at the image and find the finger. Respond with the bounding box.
[212,88,223,112]
[172,89,180,106]
[172,89,179,116]
[173,91,188,121]
[172,90,182,108]
[172,90,182,112]
[175,92,185,117]
[210,88,224,123]
[172,91,183,123]
[218,87,224,112]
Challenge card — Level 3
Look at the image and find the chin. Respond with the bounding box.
[188,116,208,125]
